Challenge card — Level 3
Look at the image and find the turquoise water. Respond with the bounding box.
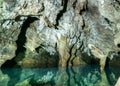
[0,65,120,86]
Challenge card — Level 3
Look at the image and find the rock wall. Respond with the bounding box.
[0,0,120,69]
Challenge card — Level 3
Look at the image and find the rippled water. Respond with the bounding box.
[0,65,120,86]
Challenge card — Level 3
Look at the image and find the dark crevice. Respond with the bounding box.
[80,42,85,52]
[112,1,120,11]
[79,0,88,15]
[35,46,42,53]
[71,49,77,66]
[117,44,120,48]
[79,40,84,51]
[72,0,77,9]
[15,14,42,21]
[81,17,85,30]
[35,44,45,53]
[66,34,81,86]
[71,34,81,66]
[118,51,120,55]
[1,16,39,68]
[38,3,44,13]
[115,0,120,5]
[104,17,113,24]
[66,43,74,86]
[55,0,68,29]
[61,0,64,6]
[67,44,75,67]
[67,34,81,67]
[104,18,111,24]
[79,6,87,15]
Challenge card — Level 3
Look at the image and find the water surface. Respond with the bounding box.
[0,65,120,86]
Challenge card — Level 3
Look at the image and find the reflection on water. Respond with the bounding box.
[0,65,120,86]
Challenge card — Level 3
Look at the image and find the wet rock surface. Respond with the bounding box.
[0,0,120,85]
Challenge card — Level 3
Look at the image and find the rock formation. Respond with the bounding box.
[0,0,120,85]
[115,77,120,86]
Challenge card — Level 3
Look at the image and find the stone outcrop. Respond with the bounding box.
[0,15,21,66]
[115,77,120,86]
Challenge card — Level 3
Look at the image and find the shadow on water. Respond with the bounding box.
[56,65,120,86]
[105,66,120,86]
[0,64,120,86]
[1,16,39,86]
[64,65,101,86]
[105,58,120,86]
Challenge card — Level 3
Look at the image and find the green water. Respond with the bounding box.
[0,65,120,86]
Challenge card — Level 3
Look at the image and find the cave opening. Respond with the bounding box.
[117,44,120,48]
[55,0,68,29]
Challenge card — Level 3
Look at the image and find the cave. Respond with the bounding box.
[0,0,120,86]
